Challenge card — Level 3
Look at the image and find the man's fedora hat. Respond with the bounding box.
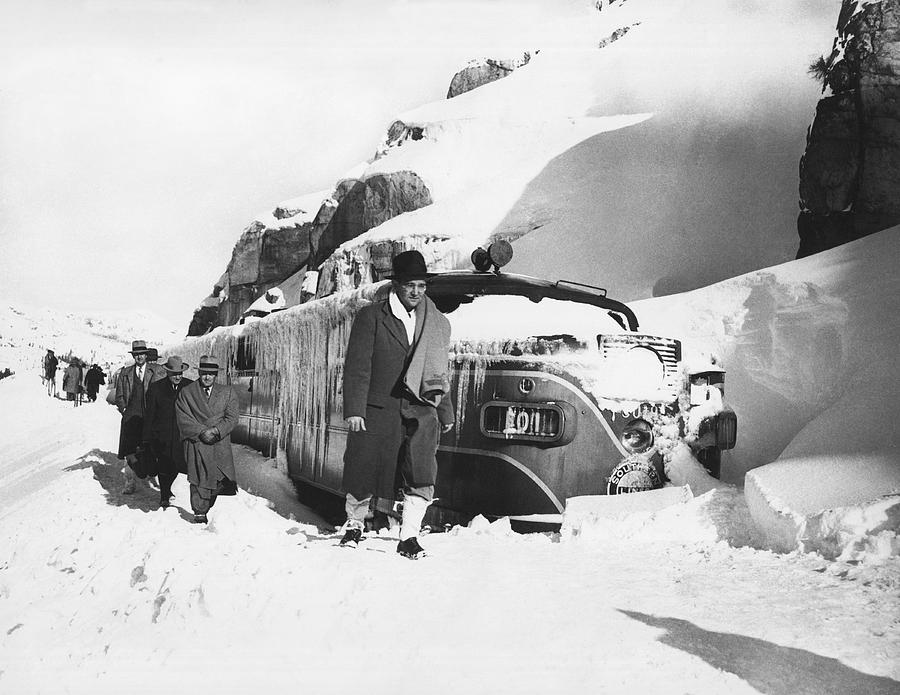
[386,250,435,281]
[129,340,151,355]
[198,355,222,373]
[162,356,189,373]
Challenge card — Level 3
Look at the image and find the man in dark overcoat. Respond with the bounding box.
[115,340,167,494]
[175,355,239,524]
[142,356,192,509]
[84,364,106,402]
[340,250,455,558]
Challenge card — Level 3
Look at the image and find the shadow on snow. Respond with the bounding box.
[67,448,193,523]
[620,610,899,695]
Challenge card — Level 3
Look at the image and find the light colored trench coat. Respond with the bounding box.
[175,379,239,491]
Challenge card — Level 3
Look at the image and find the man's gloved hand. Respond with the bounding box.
[198,428,218,445]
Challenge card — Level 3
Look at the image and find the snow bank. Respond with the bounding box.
[635,227,900,558]
[746,456,900,560]
[562,486,757,549]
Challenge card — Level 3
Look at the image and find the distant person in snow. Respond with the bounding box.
[175,355,239,524]
[43,349,59,397]
[115,340,166,495]
[143,356,192,510]
[84,364,106,403]
[339,250,455,559]
[62,359,83,406]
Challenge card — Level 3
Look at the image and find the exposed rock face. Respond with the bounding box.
[187,197,336,334]
[308,171,433,268]
[446,54,532,99]
[373,120,426,160]
[798,0,900,257]
[187,292,222,337]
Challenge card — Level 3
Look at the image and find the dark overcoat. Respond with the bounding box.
[341,297,453,501]
[115,362,167,459]
[84,367,106,396]
[142,377,192,476]
[175,380,238,491]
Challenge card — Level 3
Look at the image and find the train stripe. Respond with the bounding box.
[439,445,565,513]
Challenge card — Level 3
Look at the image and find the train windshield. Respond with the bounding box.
[439,294,627,347]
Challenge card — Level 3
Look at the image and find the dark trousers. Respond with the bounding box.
[159,472,177,500]
[190,484,218,515]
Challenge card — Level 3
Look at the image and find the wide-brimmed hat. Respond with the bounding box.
[129,340,151,355]
[386,250,435,281]
[146,347,160,361]
[162,356,189,373]
[197,355,221,373]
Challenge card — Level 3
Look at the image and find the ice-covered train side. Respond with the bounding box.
[172,252,736,528]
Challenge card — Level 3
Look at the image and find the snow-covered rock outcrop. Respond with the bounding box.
[190,0,836,332]
[446,53,533,98]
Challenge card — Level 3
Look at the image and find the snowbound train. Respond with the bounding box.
[182,242,736,528]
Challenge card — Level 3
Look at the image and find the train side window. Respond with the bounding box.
[236,337,256,372]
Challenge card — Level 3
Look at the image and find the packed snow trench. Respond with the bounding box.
[0,373,898,695]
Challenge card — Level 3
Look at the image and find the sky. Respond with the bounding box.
[0,0,587,327]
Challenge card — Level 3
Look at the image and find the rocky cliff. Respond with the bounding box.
[445,54,532,98]
[798,0,900,257]
[187,192,335,336]
[187,53,529,336]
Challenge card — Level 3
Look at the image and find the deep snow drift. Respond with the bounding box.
[634,227,900,558]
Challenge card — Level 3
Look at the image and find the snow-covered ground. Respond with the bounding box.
[0,0,897,688]
[2,233,900,692]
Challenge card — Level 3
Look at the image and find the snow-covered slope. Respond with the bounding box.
[0,302,182,375]
[312,0,834,301]
[633,226,900,555]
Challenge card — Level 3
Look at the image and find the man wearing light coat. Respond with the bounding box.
[175,355,239,523]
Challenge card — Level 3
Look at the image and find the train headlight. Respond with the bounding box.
[619,346,665,392]
[620,419,654,454]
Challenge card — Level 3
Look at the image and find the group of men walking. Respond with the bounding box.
[112,249,454,556]
[115,340,238,524]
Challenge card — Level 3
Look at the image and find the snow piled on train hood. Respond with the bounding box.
[633,227,900,559]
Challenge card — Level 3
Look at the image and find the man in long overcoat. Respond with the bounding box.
[142,356,192,509]
[62,360,83,406]
[175,355,239,524]
[115,340,167,494]
[84,364,106,402]
[340,250,455,558]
